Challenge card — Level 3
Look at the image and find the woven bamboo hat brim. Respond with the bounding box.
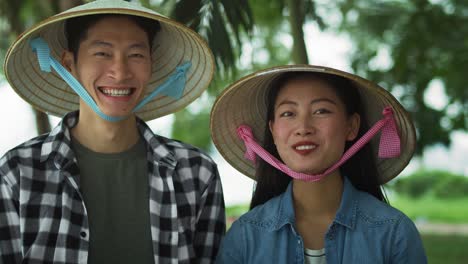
[210,65,416,184]
[4,0,214,121]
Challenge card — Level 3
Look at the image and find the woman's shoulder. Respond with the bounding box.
[354,189,411,225]
[234,194,285,229]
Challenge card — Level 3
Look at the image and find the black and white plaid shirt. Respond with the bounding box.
[0,112,226,264]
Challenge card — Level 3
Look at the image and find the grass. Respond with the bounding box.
[422,234,468,263]
[225,204,249,218]
[389,196,468,223]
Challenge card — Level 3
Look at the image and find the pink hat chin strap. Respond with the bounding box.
[237,106,401,182]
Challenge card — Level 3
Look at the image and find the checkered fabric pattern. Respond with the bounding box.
[0,112,226,264]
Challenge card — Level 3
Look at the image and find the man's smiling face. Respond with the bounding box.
[64,16,152,118]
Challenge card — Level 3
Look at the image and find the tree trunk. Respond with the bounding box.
[287,0,309,64]
[27,0,86,136]
[33,109,51,135]
[59,0,84,11]
[2,0,52,135]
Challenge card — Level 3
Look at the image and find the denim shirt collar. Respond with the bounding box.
[333,176,358,229]
[273,176,359,231]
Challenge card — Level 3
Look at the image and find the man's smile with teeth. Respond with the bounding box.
[99,87,134,97]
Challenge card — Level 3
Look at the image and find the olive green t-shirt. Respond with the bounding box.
[72,137,154,264]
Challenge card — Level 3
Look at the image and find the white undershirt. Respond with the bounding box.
[304,248,326,264]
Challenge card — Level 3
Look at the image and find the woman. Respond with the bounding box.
[211,65,427,263]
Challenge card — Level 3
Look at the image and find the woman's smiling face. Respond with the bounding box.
[269,76,360,175]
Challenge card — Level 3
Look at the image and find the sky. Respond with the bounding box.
[1,23,467,206]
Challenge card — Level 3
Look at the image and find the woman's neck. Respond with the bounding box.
[292,172,344,220]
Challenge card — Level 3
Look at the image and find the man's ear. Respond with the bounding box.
[61,50,75,73]
[346,113,360,141]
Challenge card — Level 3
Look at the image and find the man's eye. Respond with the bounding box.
[94,52,110,57]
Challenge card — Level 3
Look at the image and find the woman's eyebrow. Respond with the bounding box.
[276,97,337,109]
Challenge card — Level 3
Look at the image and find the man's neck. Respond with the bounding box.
[71,109,140,154]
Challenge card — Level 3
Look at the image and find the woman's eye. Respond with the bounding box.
[314,108,331,115]
[279,111,294,118]
[130,53,145,58]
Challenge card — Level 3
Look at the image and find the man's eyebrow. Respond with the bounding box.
[129,42,150,50]
[88,41,149,50]
[89,40,113,48]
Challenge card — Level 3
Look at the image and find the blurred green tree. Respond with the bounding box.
[166,0,327,150]
[0,0,86,135]
[1,0,466,154]
[0,0,253,145]
[336,0,468,153]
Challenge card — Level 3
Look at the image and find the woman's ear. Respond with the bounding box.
[61,50,75,73]
[346,113,360,141]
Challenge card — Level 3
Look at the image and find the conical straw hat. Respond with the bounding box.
[210,65,416,184]
[4,0,214,120]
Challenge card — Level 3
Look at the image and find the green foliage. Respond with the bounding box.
[390,195,468,223]
[162,0,254,77]
[171,106,212,152]
[170,0,298,146]
[336,0,468,153]
[391,170,442,198]
[225,204,249,218]
[432,174,468,199]
[0,0,73,77]
[391,170,468,199]
[422,234,468,264]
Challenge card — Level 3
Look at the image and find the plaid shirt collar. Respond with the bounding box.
[39,111,176,167]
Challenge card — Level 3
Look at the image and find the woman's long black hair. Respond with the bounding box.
[250,72,387,209]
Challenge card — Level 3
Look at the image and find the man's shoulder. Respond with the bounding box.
[0,133,51,178]
[1,133,49,161]
[152,134,215,164]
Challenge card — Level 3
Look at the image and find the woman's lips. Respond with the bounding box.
[292,141,317,155]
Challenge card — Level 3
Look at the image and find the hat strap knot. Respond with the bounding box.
[236,125,258,164]
[236,106,401,182]
[133,61,191,112]
[379,107,401,158]
[30,38,52,72]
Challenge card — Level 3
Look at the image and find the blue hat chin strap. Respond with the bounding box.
[30,37,191,122]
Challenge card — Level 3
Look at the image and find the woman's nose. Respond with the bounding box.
[295,115,315,136]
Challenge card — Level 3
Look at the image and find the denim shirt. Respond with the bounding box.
[216,177,427,264]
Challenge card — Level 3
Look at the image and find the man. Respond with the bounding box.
[0,1,225,263]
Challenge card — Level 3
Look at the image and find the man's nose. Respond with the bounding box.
[109,56,132,81]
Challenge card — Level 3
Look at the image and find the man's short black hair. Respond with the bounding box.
[65,14,161,60]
